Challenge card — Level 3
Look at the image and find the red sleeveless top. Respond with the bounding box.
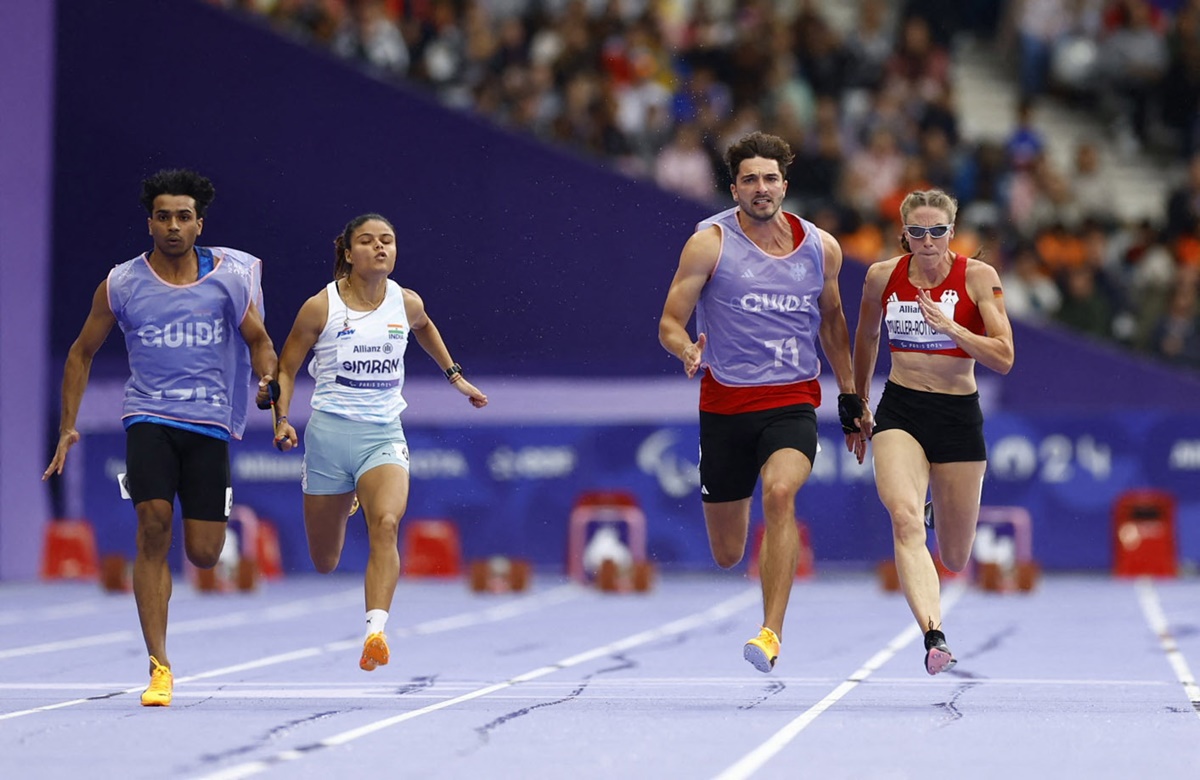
[881,253,984,359]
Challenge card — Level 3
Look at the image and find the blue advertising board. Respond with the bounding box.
[75,401,1200,574]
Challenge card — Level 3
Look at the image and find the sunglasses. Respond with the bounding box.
[903,224,953,240]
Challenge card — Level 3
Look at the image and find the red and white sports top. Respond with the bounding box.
[882,253,984,359]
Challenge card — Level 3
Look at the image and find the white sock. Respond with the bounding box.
[366,609,389,638]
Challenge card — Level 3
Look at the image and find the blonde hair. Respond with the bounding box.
[898,189,960,254]
[899,189,958,224]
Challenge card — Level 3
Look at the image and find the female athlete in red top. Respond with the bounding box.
[848,189,1014,675]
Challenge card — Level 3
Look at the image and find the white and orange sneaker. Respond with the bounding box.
[360,632,390,671]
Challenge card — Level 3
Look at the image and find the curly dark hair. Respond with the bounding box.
[139,169,216,217]
[724,132,795,182]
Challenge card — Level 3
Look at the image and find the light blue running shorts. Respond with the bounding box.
[301,408,410,495]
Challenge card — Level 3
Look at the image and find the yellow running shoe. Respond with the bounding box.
[743,626,780,673]
[140,656,173,706]
[360,632,390,671]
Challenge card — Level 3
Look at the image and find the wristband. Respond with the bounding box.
[445,363,463,382]
[275,416,288,427]
[837,393,864,434]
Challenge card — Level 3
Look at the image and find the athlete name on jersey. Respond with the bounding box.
[137,318,225,348]
[738,292,814,313]
[884,299,955,351]
[340,357,401,373]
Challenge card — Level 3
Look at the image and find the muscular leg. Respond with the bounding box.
[928,462,986,572]
[182,517,228,569]
[872,430,941,632]
[354,464,409,612]
[132,499,176,667]
[304,492,357,573]
[756,449,809,638]
[703,499,751,571]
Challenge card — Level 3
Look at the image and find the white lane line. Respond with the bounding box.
[1135,578,1200,720]
[194,587,762,780]
[0,588,362,661]
[714,581,967,780]
[0,630,140,659]
[0,585,581,722]
[0,674,1177,696]
[0,600,108,626]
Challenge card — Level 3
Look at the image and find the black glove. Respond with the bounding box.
[837,393,864,434]
[256,379,281,410]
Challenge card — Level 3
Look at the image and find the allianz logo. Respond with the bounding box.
[739,293,812,313]
[137,319,225,348]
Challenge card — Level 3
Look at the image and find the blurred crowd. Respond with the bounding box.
[210,0,1200,367]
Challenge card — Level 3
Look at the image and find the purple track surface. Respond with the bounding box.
[2,573,1198,779]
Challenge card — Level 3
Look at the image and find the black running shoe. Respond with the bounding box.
[924,629,956,675]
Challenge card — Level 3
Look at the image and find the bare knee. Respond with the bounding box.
[711,546,745,569]
[940,554,968,573]
[760,481,797,517]
[368,513,401,543]
[136,517,173,559]
[310,549,341,574]
[889,509,927,549]
[939,543,973,572]
[186,545,223,569]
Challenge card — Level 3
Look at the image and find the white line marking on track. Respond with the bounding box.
[0,588,363,661]
[0,600,107,626]
[713,581,967,780]
[0,674,1175,696]
[193,587,762,780]
[0,585,582,722]
[1135,578,1200,720]
[0,630,139,659]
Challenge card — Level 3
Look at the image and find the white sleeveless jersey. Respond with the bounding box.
[309,279,410,423]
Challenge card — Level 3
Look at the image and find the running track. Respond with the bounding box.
[2,572,1198,779]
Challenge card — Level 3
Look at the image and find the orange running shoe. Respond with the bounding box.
[743,626,780,673]
[360,632,390,671]
[140,656,173,706]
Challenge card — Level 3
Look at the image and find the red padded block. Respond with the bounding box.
[402,519,462,578]
[1112,489,1177,578]
[41,519,99,580]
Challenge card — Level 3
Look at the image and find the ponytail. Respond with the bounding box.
[333,234,350,280]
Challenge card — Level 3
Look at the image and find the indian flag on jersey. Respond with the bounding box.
[388,323,406,340]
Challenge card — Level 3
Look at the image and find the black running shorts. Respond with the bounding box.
[698,404,818,503]
[872,381,986,463]
[125,422,232,521]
